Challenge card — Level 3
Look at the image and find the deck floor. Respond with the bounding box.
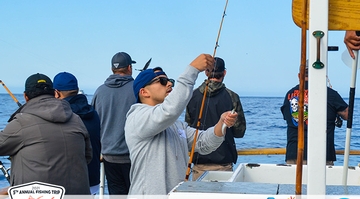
[172,181,360,195]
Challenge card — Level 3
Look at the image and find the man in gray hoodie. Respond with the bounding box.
[125,54,238,195]
[91,52,136,194]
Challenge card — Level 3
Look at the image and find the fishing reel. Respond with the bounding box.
[335,115,343,128]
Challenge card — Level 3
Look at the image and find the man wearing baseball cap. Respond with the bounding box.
[0,73,92,194]
[125,54,238,195]
[186,57,247,180]
[91,52,136,195]
[53,72,101,195]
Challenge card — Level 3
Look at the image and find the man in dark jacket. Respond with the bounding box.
[186,57,246,180]
[0,73,92,194]
[53,72,101,194]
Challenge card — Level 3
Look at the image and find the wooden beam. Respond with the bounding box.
[237,148,285,155]
[189,148,360,156]
[237,148,360,155]
[292,0,360,30]
[0,186,8,197]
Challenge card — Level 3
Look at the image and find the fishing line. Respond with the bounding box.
[0,38,87,85]
[0,39,66,72]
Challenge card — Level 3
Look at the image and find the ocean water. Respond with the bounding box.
[1,94,360,189]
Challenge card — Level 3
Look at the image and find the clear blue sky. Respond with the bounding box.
[0,1,355,97]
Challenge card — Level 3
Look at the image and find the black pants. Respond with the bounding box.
[103,159,131,195]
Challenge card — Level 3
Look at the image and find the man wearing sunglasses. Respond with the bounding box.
[124,54,238,195]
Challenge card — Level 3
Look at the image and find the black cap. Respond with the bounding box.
[111,52,136,69]
[214,57,225,72]
[25,73,53,93]
[299,60,308,76]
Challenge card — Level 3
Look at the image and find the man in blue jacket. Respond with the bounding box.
[53,72,101,194]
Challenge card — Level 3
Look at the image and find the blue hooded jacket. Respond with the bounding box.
[65,94,101,186]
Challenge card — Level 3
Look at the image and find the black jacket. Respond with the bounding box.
[186,80,246,164]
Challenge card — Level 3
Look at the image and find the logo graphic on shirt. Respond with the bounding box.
[8,181,65,199]
[287,89,309,126]
[177,129,186,139]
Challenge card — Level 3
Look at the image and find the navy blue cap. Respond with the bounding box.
[133,68,166,103]
[53,72,79,91]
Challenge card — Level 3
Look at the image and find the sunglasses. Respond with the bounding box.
[145,77,175,87]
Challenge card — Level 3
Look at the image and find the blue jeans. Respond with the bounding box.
[103,159,131,195]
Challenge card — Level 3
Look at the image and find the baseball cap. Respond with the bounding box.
[133,68,166,102]
[25,73,53,93]
[214,57,225,72]
[111,52,136,69]
[299,60,309,76]
[53,72,79,91]
[306,60,309,75]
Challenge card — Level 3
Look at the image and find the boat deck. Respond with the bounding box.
[172,181,360,195]
[169,163,360,197]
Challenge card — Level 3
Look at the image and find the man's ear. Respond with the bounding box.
[205,70,210,77]
[24,93,29,102]
[54,90,64,99]
[139,88,150,100]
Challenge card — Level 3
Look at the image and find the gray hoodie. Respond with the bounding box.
[125,66,224,195]
[92,74,135,158]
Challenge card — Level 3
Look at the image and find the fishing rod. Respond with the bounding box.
[0,80,22,107]
[0,80,19,184]
[136,58,152,72]
[342,31,360,186]
[0,161,10,184]
[295,0,308,195]
[185,0,229,181]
